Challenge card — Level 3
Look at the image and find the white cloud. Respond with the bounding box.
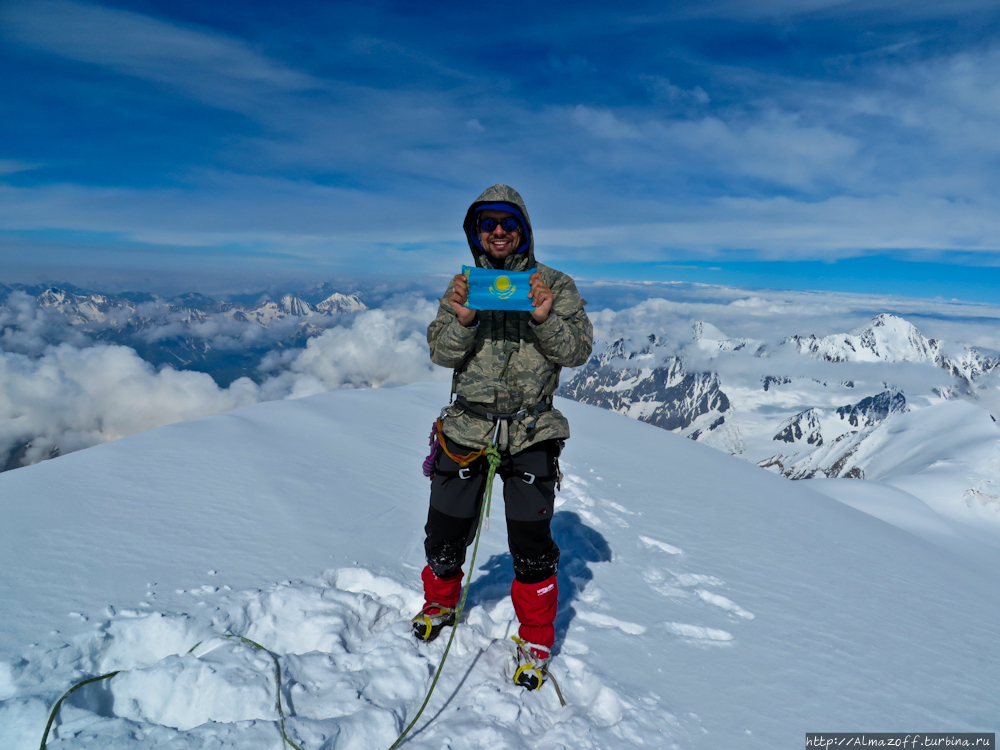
[0,292,91,355]
[4,284,1000,471]
[0,160,36,176]
[5,4,1000,271]
[0,294,448,469]
[258,296,447,399]
[0,343,259,468]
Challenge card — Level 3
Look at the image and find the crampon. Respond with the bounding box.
[411,603,456,642]
[511,635,550,691]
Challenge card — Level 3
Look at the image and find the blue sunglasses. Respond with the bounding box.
[477,216,522,233]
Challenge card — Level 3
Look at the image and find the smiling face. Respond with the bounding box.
[477,209,523,262]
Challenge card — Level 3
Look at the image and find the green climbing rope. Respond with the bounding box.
[221,634,304,750]
[387,441,502,750]
[39,671,120,750]
[39,635,302,750]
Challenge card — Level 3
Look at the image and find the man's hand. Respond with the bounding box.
[448,273,477,327]
[528,272,553,324]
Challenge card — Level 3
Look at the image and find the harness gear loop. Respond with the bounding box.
[435,418,486,467]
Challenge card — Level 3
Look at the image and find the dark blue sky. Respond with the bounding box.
[3,0,1000,298]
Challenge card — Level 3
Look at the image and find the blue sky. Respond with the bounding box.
[3,0,1000,300]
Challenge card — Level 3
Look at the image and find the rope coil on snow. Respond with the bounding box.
[39,636,303,750]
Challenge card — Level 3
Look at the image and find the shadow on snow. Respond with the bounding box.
[465,510,612,655]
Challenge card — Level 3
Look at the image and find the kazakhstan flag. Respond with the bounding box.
[462,266,535,312]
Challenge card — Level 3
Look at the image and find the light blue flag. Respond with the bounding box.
[462,266,535,311]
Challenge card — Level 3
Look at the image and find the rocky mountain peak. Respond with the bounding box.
[836,390,907,428]
[773,408,824,446]
[850,313,941,363]
[692,321,728,341]
[785,313,941,364]
[277,295,312,316]
[315,293,367,314]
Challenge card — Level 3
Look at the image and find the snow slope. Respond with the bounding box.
[1,382,997,749]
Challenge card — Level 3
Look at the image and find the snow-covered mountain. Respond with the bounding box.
[19,285,366,329]
[558,343,731,436]
[785,312,943,363]
[0,382,997,749]
[784,312,999,386]
[0,283,367,387]
[560,313,1000,492]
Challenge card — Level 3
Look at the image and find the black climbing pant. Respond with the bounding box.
[425,439,561,584]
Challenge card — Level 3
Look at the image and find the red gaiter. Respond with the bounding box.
[511,575,558,654]
[421,565,463,612]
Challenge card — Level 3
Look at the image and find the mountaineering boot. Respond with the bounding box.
[510,575,558,689]
[412,566,463,642]
[512,636,551,691]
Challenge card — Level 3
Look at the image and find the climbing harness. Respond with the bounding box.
[453,395,552,424]
[422,395,552,480]
[425,417,563,493]
[38,635,303,750]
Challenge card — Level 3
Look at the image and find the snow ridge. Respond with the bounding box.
[0,383,997,748]
[0,475,689,749]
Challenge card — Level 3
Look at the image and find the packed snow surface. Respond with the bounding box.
[1,382,997,749]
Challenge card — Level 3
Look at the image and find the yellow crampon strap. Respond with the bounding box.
[511,636,547,675]
[411,603,455,641]
[511,635,547,690]
[415,615,433,640]
[511,636,566,706]
[514,662,545,689]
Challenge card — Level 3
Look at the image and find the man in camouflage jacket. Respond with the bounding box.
[414,184,593,685]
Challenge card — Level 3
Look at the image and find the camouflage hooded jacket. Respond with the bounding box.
[428,185,593,453]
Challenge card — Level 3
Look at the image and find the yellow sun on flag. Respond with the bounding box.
[490,275,516,299]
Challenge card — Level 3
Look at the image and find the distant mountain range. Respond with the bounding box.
[559,313,1000,486]
[0,283,366,386]
[4,284,1000,503]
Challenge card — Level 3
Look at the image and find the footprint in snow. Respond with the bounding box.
[1,566,688,749]
[576,611,647,635]
[663,621,734,644]
[695,589,755,620]
[639,535,683,555]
